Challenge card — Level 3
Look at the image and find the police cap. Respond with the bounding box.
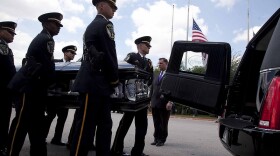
[38,12,63,27]
[0,21,17,35]
[134,36,152,48]
[62,45,77,55]
[92,0,117,10]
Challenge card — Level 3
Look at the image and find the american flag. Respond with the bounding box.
[192,18,208,66]
[192,19,207,42]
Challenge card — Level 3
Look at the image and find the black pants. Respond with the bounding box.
[8,92,47,156]
[111,107,148,156]
[70,93,112,156]
[152,108,170,143]
[0,89,13,150]
[44,106,69,142]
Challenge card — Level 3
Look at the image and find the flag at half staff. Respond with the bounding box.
[192,19,207,42]
[192,18,208,66]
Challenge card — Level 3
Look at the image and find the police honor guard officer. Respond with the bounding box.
[7,12,63,156]
[111,36,153,156]
[0,21,17,156]
[70,0,118,156]
[44,45,77,146]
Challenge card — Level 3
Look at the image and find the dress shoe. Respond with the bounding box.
[50,140,66,146]
[156,142,164,146]
[150,141,157,145]
[89,144,96,151]
[66,143,71,149]
[111,151,130,156]
[122,152,131,156]
[0,147,7,156]
[131,153,149,156]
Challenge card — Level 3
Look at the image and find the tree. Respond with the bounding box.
[230,53,242,82]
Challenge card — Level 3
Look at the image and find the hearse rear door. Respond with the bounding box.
[160,41,231,115]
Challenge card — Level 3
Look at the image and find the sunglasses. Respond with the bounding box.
[70,52,76,55]
[143,43,151,48]
[6,30,16,35]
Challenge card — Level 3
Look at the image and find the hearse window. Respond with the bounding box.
[180,51,208,75]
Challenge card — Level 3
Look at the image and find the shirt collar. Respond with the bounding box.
[97,14,108,21]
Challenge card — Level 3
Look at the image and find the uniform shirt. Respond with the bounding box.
[0,39,16,89]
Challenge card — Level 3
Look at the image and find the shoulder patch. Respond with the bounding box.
[47,41,55,54]
[106,23,115,40]
[0,44,9,55]
[124,53,131,62]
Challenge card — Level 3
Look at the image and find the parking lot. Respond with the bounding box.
[13,109,231,156]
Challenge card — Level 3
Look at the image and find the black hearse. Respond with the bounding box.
[160,8,280,156]
[47,61,152,112]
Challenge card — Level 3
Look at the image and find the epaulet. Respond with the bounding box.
[0,40,9,55]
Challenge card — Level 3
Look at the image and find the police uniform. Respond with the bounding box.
[111,36,153,156]
[7,12,63,156]
[44,45,77,146]
[70,0,118,156]
[0,21,17,156]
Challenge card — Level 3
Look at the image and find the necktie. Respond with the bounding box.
[158,71,163,83]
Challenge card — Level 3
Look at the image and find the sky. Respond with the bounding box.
[1,0,279,67]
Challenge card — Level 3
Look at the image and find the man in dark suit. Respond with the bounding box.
[70,0,119,156]
[111,36,153,156]
[44,45,77,146]
[150,58,173,147]
[0,21,17,156]
[7,12,63,156]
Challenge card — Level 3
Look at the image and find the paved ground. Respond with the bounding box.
[12,109,231,156]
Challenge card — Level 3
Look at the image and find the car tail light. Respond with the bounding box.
[259,76,280,130]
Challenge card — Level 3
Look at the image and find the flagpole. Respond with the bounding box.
[247,0,250,43]
[171,4,174,51]
[185,0,190,70]
[186,0,190,41]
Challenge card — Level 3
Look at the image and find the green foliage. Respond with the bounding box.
[230,53,242,82]
[190,66,206,74]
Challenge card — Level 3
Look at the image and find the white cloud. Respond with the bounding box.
[125,0,206,65]
[63,16,86,33]
[116,0,138,8]
[59,0,85,13]
[233,26,261,43]
[0,0,62,21]
[9,31,33,65]
[211,0,236,10]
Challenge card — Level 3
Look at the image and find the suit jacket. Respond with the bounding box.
[150,72,168,109]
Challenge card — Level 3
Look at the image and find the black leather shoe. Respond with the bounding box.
[156,142,164,146]
[50,140,66,146]
[111,151,130,156]
[0,147,7,156]
[89,144,96,151]
[141,153,149,156]
[122,152,131,156]
[150,141,157,145]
